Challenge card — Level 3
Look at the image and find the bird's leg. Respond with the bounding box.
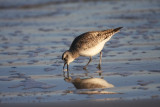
[97,51,102,70]
[83,56,92,70]
[67,64,69,78]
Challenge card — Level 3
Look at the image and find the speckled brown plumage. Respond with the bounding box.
[62,27,122,72]
[70,27,122,53]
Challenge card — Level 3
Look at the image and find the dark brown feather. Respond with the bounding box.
[69,27,122,52]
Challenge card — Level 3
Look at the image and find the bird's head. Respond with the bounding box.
[62,50,74,71]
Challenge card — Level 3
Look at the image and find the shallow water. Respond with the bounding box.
[0,0,160,103]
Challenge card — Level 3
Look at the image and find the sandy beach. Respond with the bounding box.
[0,0,160,106]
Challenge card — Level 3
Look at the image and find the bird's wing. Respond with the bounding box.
[69,31,103,51]
[70,27,122,51]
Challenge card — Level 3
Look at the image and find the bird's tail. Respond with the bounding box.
[113,27,123,33]
[102,27,123,34]
[102,27,123,40]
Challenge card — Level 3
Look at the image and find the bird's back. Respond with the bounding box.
[69,27,122,52]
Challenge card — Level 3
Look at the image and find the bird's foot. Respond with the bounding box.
[83,66,87,70]
[96,64,101,70]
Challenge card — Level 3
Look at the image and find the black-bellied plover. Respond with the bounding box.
[62,27,122,71]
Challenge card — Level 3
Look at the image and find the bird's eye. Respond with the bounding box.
[62,54,68,61]
[64,58,67,61]
[62,57,65,61]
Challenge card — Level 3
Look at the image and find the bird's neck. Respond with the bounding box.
[69,50,79,59]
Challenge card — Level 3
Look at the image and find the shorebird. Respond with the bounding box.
[62,27,122,71]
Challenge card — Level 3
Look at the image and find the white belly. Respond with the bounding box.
[79,41,106,57]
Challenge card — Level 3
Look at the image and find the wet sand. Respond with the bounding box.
[0,0,160,106]
[1,99,160,107]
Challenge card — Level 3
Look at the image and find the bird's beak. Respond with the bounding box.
[63,62,69,72]
[63,62,69,77]
[63,62,66,70]
[67,64,69,72]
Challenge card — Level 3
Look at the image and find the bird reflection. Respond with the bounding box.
[64,77,114,89]
[63,68,102,78]
[63,70,116,94]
